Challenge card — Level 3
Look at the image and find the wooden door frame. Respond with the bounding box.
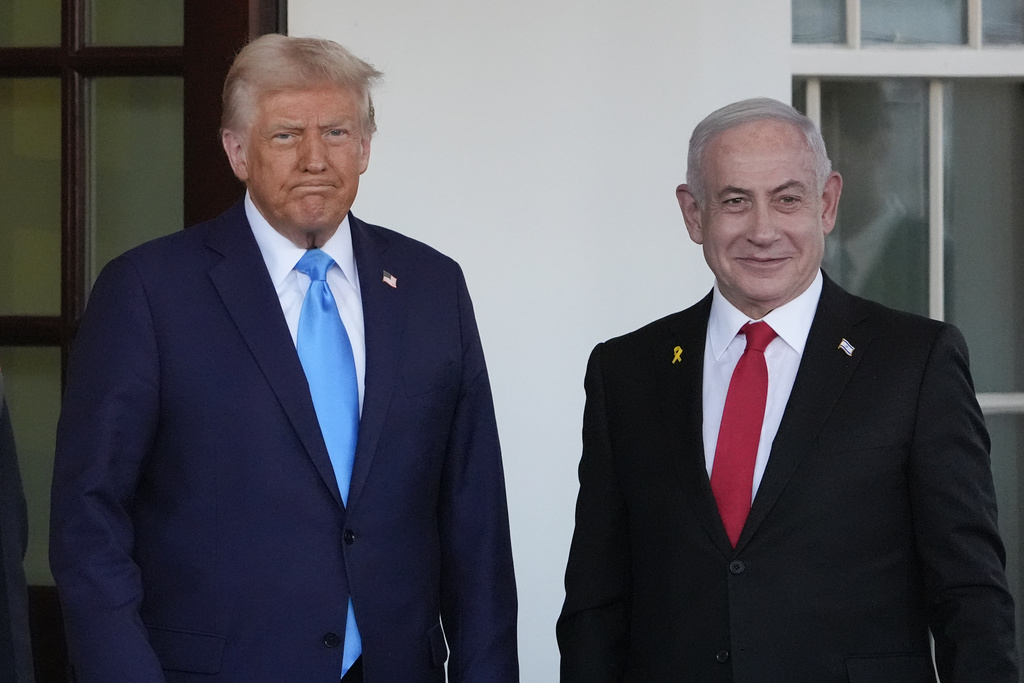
[184,0,287,226]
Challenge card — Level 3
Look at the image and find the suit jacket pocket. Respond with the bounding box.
[427,622,448,668]
[845,653,936,682]
[147,625,226,674]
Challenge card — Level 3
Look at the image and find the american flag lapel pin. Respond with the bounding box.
[382,270,397,288]
[838,338,855,357]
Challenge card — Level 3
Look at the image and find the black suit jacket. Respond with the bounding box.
[0,374,33,683]
[557,274,1016,682]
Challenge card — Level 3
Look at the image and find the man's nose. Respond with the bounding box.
[749,201,778,243]
[299,136,328,172]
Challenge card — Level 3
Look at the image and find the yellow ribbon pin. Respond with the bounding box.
[672,346,683,364]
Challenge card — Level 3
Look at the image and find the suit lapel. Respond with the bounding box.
[737,276,873,549]
[346,215,405,510]
[205,204,345,508]
[659,293,736,555]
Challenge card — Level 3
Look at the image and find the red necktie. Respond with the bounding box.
[711,321,777,547]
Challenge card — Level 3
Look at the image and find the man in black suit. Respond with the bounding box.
[557,97,1017,682]
[0,364,33,683]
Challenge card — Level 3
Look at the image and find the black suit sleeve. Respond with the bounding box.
[557,344,631,682]
[910,324,1018,680]
[0,380,34,683]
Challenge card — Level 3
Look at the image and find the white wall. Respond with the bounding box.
[288,2,791,679]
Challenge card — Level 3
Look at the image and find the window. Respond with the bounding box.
[793,0,1024,667]
[1,0,185,594]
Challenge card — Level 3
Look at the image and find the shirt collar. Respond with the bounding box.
[708,270,823,360]
[245,191,359,291]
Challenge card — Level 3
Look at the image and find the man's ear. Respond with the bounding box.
[358,135,371,175]
[820,172,843,235]
[676,184,705,245]
[221,130,249,182]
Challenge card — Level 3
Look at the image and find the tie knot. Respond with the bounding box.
[295,248,336,282]
[741,321,777,353]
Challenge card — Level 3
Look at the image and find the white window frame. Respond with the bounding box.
[793,0,1024,414]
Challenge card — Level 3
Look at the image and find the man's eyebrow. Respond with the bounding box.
[717,185,753,198]
[770,179,808,195]
[264,119,303,130]
[714,179,809,201]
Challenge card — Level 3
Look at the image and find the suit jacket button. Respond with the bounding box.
[716,649,730,663]
[729,560,745,574]
[324,632,341,648]
[344,529,355,545]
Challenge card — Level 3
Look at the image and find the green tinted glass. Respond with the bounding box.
[819,80,930,317]
[984,0,1024,44]
[0,79,62,316]
[862,0,967,45]
[0,0,60,47]
[0,347,61,586]
[89,0,183,46]
[793,0,846,44]
[944,81,1024,393]
[90,77,184,280]
[986,414,1024,665]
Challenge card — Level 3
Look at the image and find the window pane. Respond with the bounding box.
[89,0,183,46]
[90,77,184,281]
[818,80,930,317]
[984,0,1024,44]
[0,347,61,585]
[986,413,1024,664]
[0,79,62,316]
[793,0,846,44]
[0,0,60,47]
[945,82,1024,393]
[862,0,967,45]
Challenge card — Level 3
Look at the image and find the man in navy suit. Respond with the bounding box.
[557,98,1017,681]
[51,34,518,682]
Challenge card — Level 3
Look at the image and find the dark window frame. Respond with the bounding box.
[0,0,284,369]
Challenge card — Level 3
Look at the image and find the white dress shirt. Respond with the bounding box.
[702,271,823,501]
[245,192,366,412]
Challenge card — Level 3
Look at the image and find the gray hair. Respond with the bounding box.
[221,34,383,138]
[686,97,832,208]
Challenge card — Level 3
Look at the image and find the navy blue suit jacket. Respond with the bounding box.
[51,203,518,682]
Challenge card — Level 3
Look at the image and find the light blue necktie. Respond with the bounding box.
[294,248,362,676]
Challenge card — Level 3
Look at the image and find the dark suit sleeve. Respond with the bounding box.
[0,382,34,683]
[49,256,166,681]
[910,324,1018,680]
[556,343,631,682]
[437,267,519,682]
